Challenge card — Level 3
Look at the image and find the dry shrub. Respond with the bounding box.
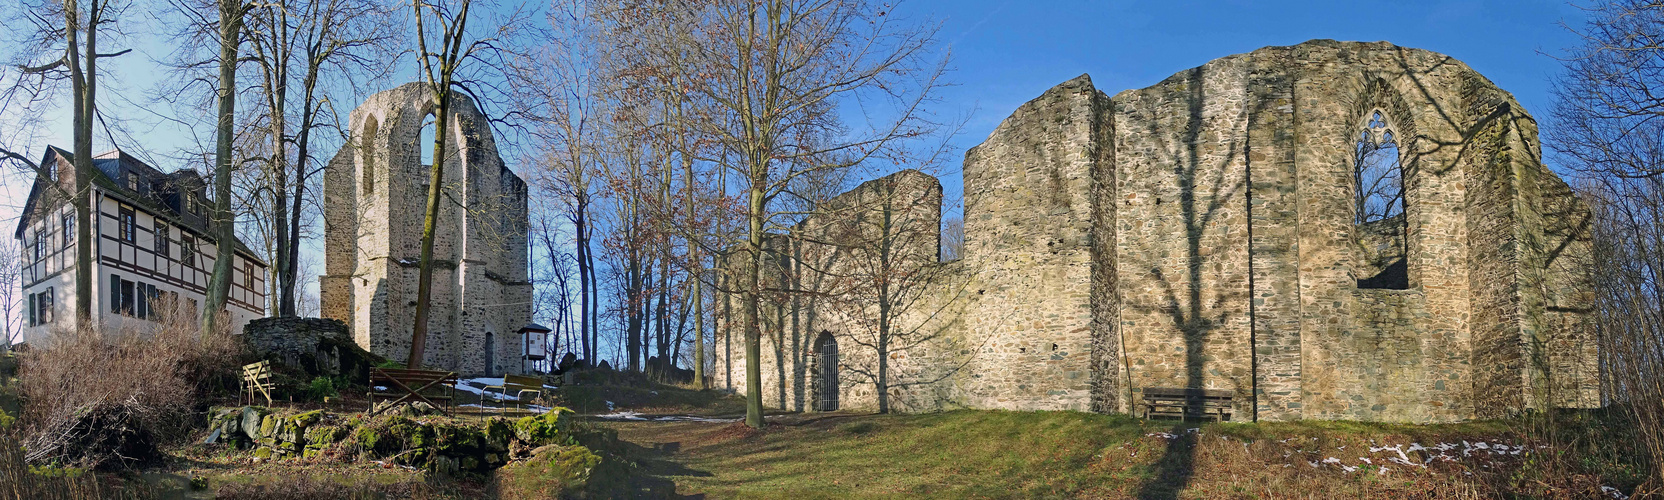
[16,298,241,469]
[0,431,156,499]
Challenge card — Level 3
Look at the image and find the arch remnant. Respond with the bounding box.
[320,82,534,375]
[716,40,1599,423]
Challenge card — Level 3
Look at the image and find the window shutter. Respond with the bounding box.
[27,293,35,327]
[111,274,122,313]
[137,282,148,319]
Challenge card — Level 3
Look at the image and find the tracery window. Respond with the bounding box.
[1355,110,1409,290]
[1355,111,1403,225]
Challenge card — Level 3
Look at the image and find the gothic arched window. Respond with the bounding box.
[1355,111,1403,225]
[1355,110,1409,290]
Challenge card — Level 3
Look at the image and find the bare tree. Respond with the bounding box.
[688,0,948,428]
[512,0,606,365]
[199,0,254,335]
[406,0,533,367]
[0,0,133,330]
[1550,0,1664,483]
[0,238,21,351]
[939,216,962,262]
[244,0,398,317]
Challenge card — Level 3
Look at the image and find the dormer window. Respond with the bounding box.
[126,171,138,192]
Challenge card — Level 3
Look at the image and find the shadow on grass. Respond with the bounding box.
[1134,422,1197,500]
[583,428,713,499]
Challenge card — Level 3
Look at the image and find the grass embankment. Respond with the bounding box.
[603,410,1639,499]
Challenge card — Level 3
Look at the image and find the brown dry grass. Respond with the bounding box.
[600,410,1649,499]
[15,298,241,468]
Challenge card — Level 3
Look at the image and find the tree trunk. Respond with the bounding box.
[408,91,452,368]
[744,179,765,428]
[203,0,244,336]
[67,0,96,331]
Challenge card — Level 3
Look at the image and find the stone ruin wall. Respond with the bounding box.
[321,83,532,376]
[719,171,971,413]
[715,40,1600,422]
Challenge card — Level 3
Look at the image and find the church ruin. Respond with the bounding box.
[717,40,1601,423]
[320,83,533,375]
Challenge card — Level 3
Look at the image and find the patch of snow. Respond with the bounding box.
[1602,485,1630,500]
[1341,465,1358,473]
[1359,457,1372,464]
[1322,457,1342,465]
[605,400,615,411]
[594,411,738,423]
[1378,466,1389,476]
[373,386,387,391]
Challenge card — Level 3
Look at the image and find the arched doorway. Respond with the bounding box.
[814,332,839,411]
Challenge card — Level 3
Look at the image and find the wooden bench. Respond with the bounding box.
[484,374,546,413]
[368,368,458,416]
[1141,387,1234,421]
[241,360,275,406]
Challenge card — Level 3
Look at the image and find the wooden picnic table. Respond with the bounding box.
[368,367,458,416]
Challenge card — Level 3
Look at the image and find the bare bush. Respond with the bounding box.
[1549,0,1664,487]
[15,296,240,469]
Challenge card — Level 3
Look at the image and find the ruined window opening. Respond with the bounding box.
[1355,110,1409,290]
[362,115,379,195]
[419,114,436,168]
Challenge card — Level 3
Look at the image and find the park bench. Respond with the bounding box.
[241,360,275,406]
[1140,387,1234,421]
[484,374,546,413]
[368,367,458,416]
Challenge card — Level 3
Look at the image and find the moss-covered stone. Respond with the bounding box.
[259,414,280,439]
[513,408,574,446]
[290,409,324,428]
[305,425,347,446]
[493,444,602,498]
[483,418,513,452]
[252,447,274,460]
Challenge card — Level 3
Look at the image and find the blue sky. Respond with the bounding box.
[920,0,1588,206]
[1,0,1593,341]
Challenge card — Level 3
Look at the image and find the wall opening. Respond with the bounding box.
[485,331,496,375]
[814,332,839,411]
[361,115,379,195]
[419,114,436,168]
[1354,110,1409,290]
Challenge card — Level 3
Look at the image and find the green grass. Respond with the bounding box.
[599,410,1629,499]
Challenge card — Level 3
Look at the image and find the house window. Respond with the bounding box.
[1354,110,1409,290]
[27,291,56,326]
[125,171,138,192]
[135,282,156,320]
[33,228,43,261]
[182,234,196,267]
[62,212,74,249]
[118,206,136,243]
[37,288,54,325]
[155,221,170,257]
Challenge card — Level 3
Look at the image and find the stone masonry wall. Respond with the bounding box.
[714,40,1600,423]
[321,83,532,376]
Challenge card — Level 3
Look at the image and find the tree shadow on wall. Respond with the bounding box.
[1127,66,1249,500]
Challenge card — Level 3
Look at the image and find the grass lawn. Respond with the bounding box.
[600,409,1632,499]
